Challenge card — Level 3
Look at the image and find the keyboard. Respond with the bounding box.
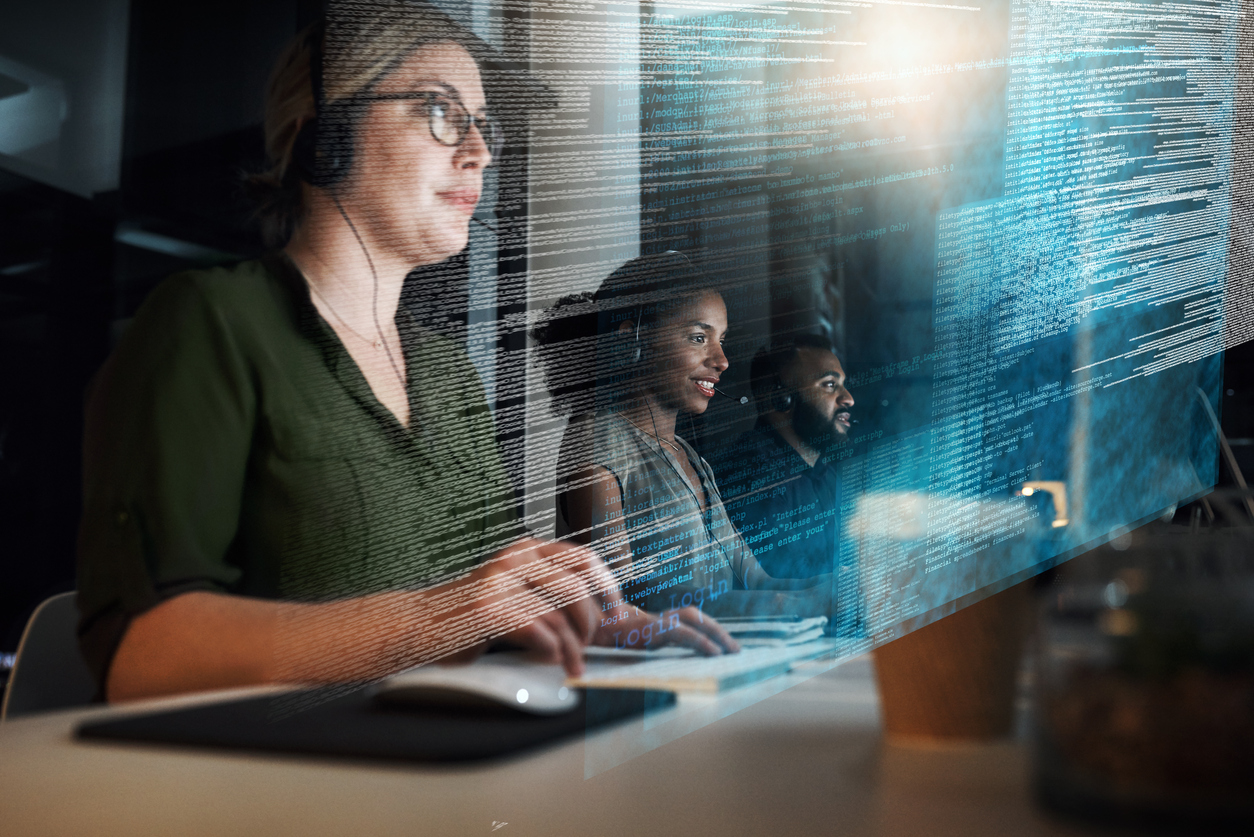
[571,638,848,693]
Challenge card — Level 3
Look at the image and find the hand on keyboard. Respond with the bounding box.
[593,603,740,656]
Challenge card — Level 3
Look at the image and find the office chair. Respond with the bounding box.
[1,592,97,720]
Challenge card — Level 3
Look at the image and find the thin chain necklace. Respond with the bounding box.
[288,253,407,394]
[304,276,392,351]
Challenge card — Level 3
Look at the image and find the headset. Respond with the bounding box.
[290,21,504,216]
[767,350,796,414]
[621,250,693,366]
[291,21,359,189]
[286,21,409,432]
[761,337,855,418]
[621,251,752,405]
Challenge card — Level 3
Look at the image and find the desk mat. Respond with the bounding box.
[77,686,674,763]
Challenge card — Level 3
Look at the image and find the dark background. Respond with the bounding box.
[0,0,313,667]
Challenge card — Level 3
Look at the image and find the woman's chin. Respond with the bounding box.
[407,229,471,266]
[437,235,471,261]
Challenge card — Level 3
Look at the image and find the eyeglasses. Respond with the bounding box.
[367,92,504,162]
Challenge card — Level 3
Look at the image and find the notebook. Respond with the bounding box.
[718,616,829,646]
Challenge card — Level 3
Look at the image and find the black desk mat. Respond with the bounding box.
[77,686,674,763]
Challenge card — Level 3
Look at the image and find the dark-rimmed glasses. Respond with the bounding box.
[366,92,504,162]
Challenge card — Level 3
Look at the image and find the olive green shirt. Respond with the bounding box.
[76,255,520,687]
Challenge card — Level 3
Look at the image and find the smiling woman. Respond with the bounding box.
[532,253,838,628]
[74,1,641,704]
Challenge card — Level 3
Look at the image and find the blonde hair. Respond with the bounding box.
[247,1,485,246]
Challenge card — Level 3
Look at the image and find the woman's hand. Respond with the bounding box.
[107,537,620,701]
[435,536,622,676]
[593,601,740,656]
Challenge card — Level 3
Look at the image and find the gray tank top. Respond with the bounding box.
[558,411,766,611]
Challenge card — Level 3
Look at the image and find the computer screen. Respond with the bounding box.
[506,0,1240,634]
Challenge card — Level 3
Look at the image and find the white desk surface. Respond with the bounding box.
[1,656,1095,837]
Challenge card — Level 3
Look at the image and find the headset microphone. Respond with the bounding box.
[713,386,749,405]
[472,216,498,234]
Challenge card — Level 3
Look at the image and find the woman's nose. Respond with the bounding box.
[457,122,492,169]
[708,343,729,372]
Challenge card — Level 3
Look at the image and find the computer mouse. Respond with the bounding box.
[373,653,582,716]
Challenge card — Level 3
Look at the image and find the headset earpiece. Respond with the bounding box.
[292,21,355,189]
[291,117,320,184]
[768,350,794,413]
[293,108,355,188]
[771,387,794,414]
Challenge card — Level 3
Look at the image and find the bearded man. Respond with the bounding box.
[710,335,855,588]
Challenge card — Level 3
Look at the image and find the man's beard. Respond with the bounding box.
[792,398,849,455]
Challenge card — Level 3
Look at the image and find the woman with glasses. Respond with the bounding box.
[75,4,735,703]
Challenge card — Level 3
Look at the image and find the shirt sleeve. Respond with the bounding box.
[76,273,257,690]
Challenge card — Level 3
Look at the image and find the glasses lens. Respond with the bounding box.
[421,94,503,159]
[478,116,504,159]
[428,97,461,146]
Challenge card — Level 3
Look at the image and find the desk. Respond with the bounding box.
[0,657,1091,836]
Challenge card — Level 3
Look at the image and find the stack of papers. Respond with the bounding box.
[717,616,828,647]
[573,642,834,693]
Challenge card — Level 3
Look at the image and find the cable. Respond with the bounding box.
[1195,385,1254,520]
[319,195,485,482]
[328,193,407,392]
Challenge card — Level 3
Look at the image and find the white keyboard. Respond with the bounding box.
[571,639,847,693]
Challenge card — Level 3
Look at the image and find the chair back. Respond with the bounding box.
[1,592,97,720]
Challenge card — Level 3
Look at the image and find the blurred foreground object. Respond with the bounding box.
[1035,491,1254,831]
[874,580,1033,742]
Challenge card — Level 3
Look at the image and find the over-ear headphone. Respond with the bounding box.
[626,251,693,365]
[770,382,795,414]
[767,349,795,413]
[291,21,358,189]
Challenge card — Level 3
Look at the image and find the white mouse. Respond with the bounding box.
[374,653,582,716]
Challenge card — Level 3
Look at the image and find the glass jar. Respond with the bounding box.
[1033,513,1254,830]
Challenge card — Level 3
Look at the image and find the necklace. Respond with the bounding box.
[288,253,407,395]
[620,412,683,453]
[305,277,392,351]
